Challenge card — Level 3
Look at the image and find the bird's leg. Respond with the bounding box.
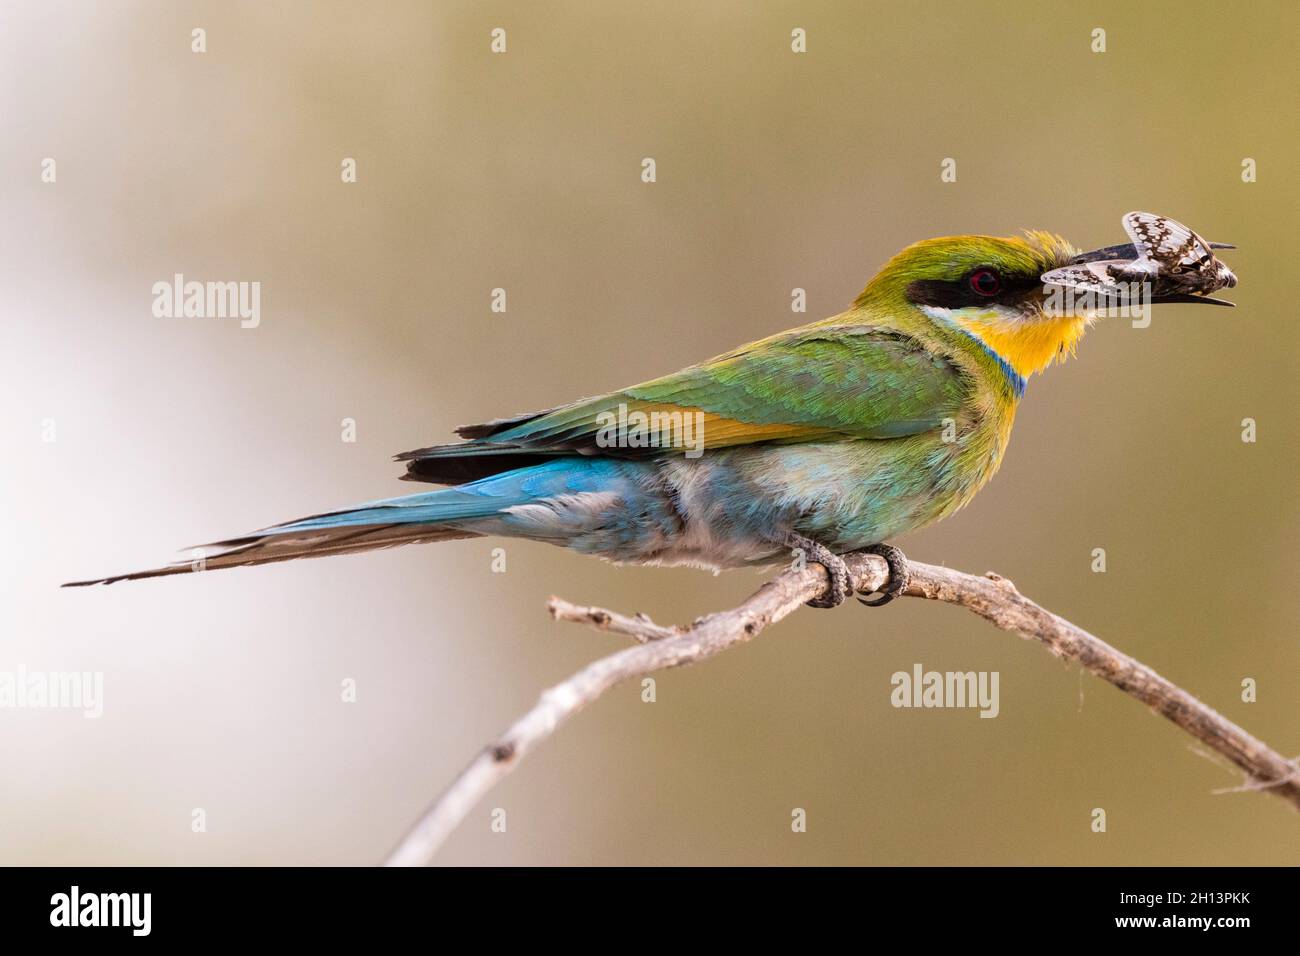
[786,533,850,609]
[856,544,911,608]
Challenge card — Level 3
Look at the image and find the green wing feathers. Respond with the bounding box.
[624,325,966,438]
[399,325,968,483]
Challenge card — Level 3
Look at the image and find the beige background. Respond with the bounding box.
[2,1,1297,865]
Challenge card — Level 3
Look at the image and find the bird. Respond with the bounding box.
[65,213,1237,608]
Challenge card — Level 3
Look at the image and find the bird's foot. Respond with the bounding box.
[856,544,910,608]
[787,534,850,609]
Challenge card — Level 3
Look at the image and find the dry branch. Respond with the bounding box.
[384,553,1299,866]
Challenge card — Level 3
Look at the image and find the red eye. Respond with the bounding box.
[969,269,1001,296]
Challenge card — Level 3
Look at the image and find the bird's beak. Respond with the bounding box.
[1145,292,1236,307]
[1067,240,1237,266]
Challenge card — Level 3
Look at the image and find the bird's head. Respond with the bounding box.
[857,229,1233,390]
[857,232,1088,386]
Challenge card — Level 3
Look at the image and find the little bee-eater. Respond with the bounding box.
[67,213,1237,607]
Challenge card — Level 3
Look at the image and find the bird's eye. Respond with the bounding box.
[968,268,1001,296]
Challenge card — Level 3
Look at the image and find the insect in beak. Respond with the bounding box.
[1041,212,1238,308]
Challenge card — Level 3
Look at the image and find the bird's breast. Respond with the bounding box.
[646,402,1017,567]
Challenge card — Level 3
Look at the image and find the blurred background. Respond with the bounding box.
[1,0,1297,865]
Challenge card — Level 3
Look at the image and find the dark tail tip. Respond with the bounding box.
[62,575,124,587]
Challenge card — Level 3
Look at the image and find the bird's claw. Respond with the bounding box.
[788,534,851,609]
[856,544,910,607]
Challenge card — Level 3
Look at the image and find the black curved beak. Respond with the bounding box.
[1067,241,1236,267]
[1147,292,1236,307]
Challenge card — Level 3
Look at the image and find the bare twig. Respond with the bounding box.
[384,553,1299,865]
